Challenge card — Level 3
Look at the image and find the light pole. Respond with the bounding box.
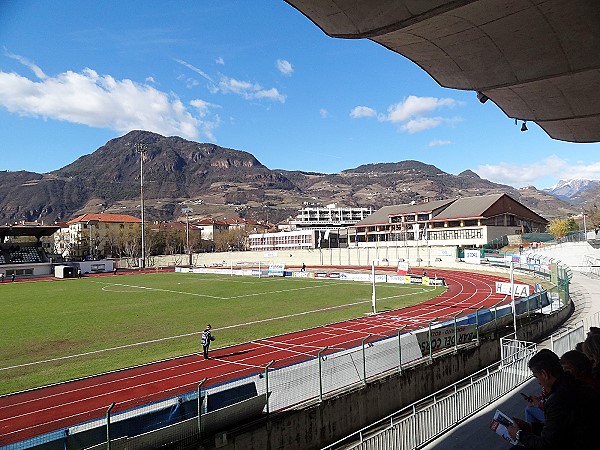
[182,207,193,265]
[135,143,147,269]
[583,212,587,240]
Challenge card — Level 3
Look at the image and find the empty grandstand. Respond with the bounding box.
[0,225,60,278]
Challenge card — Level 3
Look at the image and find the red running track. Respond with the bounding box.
[0,268,516,445]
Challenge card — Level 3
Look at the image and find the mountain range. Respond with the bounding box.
[0,130,580,226]
[544,178,600,203]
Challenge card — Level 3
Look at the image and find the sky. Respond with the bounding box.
[1,1,599,190]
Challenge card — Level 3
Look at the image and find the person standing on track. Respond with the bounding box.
[201,324,215,359]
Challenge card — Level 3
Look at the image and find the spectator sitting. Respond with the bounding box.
[588,326,600,337]
[560,350,600,392]
[582,333,600,380]
[507,349,599,449]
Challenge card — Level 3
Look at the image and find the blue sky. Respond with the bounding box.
[1,1,599,190]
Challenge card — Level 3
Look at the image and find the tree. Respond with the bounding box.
[586,205,600,230]
[213,229,248,252]
[547,218,576,239]
[163,229,185,255]
[120,229,140,260]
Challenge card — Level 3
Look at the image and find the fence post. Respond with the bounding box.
[318,346,328,402]
[493,301,503,335]
[265,360,275,415]
[398,326,407,372]
[106,402,115,450]
[428,318,438,361]
[453,311,463,352]
[362,334,372,384]
[475,306,483,345]
[197,378,207,435]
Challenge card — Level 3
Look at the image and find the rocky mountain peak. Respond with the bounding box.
[0,131,578,225]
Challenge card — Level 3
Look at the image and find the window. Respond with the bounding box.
[428,228,482,241]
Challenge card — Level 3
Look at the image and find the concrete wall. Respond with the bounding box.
[531,241,597,272]
[195,305,572,450]
[117,245,491,273]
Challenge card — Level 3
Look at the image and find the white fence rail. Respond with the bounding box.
[324,340,537,450]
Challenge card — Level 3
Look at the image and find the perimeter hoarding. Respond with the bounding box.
[415,323,477,356]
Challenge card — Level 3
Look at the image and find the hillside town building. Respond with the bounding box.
[248,194,547,252]
[248,204,368,251]
[352,193,547,247]
[56,213,142,259]
[289,204,373,230]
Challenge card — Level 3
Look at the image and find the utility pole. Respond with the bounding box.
[182,207,193,265]
[135,143,147,269]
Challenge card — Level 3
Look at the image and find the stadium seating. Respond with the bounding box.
[1,246,44,264]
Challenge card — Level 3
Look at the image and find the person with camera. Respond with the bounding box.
[201,324,215,360]
[507,349,599,449]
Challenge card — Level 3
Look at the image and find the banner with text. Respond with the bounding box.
[495,281,530,297]
[416,323,477,356]
[268,263,285,277]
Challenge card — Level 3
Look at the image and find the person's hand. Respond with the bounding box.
[512,417,532,432]
[508,423,520,439]
[527,395,540,407]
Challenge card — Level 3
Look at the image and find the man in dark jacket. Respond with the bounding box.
[201,324,214,360]
[508,349,599,449]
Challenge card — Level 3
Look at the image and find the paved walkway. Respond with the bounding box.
[423,271,600,450]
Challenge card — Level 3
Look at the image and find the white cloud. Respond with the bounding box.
[380,96,457,123]
[145,76,156,84]
[4,49,46,79]
[350,106,376,118]
[198,114,221,142]
[319,108,329,119]
[401,117,443,133]
[276,59,293,76]
[216,56,224,65]
[428,139,451,147]
[475,155,568,187]
[0,63,218,140]
[190,98,220,117]
[350,95,461,133]
[174,58,214,83]
[215,75,285,103]
[176,57,285,103]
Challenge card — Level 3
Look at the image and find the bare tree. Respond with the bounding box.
[213,228,248,252]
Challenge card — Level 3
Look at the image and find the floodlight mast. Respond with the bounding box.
[135,143,147,269]
[182,207,193,265]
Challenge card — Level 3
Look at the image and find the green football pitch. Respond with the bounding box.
[0,272,444,395]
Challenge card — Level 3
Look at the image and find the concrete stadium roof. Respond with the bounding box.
[0,225,60,241]
[285,0,600,143]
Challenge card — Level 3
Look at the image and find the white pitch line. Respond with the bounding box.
[1,280,439,373]
[0,299,374,372]
[98,281,228,299]
[253,340,323,357]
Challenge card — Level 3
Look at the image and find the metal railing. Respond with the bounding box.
[551,311,600,357]
[322,339,537,450]
[4,264,572,450]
